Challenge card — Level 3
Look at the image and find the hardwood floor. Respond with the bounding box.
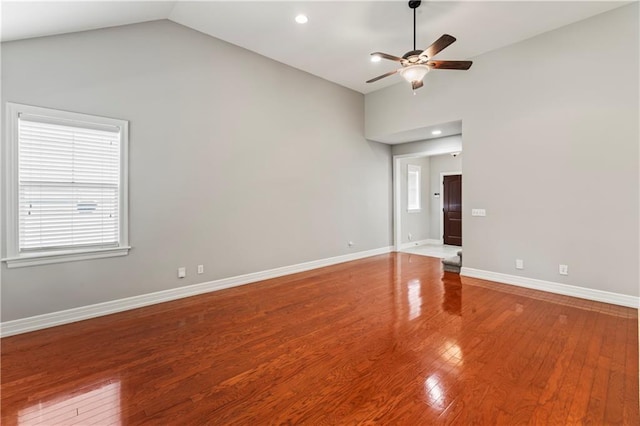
[1,253,638,425]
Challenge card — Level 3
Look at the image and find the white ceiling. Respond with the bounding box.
[1,1,175,42]
[1,1,629,95]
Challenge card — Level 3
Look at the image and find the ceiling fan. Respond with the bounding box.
[366,0,472,91]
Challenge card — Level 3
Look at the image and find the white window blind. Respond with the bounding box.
[407,164,421,212]
[18,115,122,252]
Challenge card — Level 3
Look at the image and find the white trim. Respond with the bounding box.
[0,246,393,337]
[460,267,639,308]
[5,103,19,259]
[3,246,131,268]
[120,120,130,250]
[407,164,421,212]
[393,157,402,252]
[440,171,462,244]
[399,238,441,250]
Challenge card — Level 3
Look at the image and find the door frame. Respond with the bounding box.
[440,171,462,245]
[392,146,462,252]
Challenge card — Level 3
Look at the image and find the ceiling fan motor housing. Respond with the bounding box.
[402,50,424,61]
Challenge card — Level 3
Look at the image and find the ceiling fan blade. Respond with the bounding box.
[427,60,473,70]
[411,80,424,90]
[371,52,403,62]
[420,34,456,59]
[366,69,398,83]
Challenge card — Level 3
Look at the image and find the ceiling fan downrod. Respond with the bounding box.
[409,1,421,51]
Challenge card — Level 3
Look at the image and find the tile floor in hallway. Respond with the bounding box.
[402,242,461,259]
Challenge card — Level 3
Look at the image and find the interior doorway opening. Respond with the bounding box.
[393,142,463,260]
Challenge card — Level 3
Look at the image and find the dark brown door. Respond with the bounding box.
[443,175,462,246]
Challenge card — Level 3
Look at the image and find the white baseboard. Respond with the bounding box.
[1,246,393,337]
[460,267,639,309]
[399,239,441,250]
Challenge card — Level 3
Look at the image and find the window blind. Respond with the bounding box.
[18,115,121,252]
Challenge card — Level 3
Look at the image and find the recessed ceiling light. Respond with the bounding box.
[295,14,308,24]
[371,55,382,63]
[432,130,442,135]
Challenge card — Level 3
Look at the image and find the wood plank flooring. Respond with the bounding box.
[1,253,638,424]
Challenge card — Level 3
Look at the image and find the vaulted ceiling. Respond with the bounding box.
[1,1,628,94]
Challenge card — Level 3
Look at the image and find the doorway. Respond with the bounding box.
[393,149,463,256]
[442,174,462,246]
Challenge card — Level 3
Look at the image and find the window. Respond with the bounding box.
[4,103,129,267]
[407,164,421,212]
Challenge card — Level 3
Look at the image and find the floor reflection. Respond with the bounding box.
[18,380,121,426]
[424,375,447,411]
[441,274,462,316]
[407,278,422,320]
[441,340,463,367]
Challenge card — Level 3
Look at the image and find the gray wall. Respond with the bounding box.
[391,135,462,157]
[429,153,463,241]
[1,20,392,321]
[367,4,639,297]
[398,156,430,244]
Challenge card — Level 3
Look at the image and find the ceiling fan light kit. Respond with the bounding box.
[400,65,430,83]
[367,1,472,91]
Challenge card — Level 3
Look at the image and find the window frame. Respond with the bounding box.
[407,164,422,213]
[3,102,130,268]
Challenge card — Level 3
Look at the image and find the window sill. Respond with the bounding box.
[3,246,131,268]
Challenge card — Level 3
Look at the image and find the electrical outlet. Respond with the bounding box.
[559,264,568,275]
[197,265,204,274]
[515,259,524,270]
[178,267,186,278]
